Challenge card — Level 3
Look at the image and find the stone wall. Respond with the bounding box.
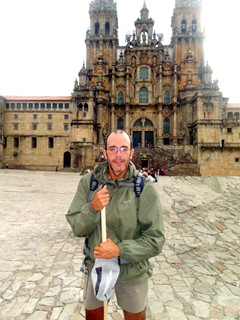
[167,163,201,176]
[3,108,72,170]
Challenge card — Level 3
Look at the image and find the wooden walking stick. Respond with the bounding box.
[101,206,108,320]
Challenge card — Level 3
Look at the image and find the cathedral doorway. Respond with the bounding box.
[145,131,154,147]
[133,130,154,147]
[133,131,142,147]
[163,138,170,145]
[63,151,71,168]
[132,118,154,147]
[141,159,149,168]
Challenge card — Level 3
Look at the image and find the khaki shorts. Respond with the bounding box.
[83,266,148,313]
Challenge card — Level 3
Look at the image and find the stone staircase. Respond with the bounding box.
[166,163,201,176]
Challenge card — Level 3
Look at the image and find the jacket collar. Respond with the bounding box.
[93,161,137,184]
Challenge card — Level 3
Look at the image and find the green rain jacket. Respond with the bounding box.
[65,161,165,283]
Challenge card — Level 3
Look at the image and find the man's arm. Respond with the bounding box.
[65,173,101,236]
[117,183,165,262]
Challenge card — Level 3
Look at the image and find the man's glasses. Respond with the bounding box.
[106,146,130,154]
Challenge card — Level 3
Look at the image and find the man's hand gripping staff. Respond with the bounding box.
[91,185,120,259]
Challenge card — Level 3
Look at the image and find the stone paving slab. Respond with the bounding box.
[0,170,239,320]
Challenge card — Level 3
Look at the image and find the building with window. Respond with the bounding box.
[1,96,72,170]
[1,0,240,175]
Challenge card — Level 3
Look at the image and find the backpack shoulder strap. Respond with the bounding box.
[133,174,145,197]
[118,173,145,197]
[89,172,145,200]
[88,174,99,201]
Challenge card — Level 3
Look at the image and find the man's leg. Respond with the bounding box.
[115,280,148,319]
[123,308,146,320]
[83,267,103,319]
[85,307,104,320]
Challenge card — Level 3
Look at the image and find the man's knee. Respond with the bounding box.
[85,307,104,320]
[123,308,146,320]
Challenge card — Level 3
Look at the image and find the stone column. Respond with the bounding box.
[93,42,97,62]
[111,73,116,104]
[173,62,178,146]
[125,105,130,133]
[99,128,104,145]
[173,104,178,145]
[157,105,163,146]
[86,41,90,69]
[173,63,178,103]
[126,67,130,103]
[158,64,163,103]
[106,40,109,64]
[111,106,115,131]
[112,40,117,65]
[142,129,145,147]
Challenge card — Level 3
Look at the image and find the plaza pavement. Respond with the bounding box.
[0,169,239,320]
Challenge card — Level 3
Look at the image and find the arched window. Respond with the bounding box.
[140,67,148,80]
[144,119,153,126]
[181,19,187,33]
[164,91,170,103]
[95,22,100,35]
[117,117,124,130]
[84,103,89,112]
[118,92,124,104]
[234,112,239,120]
[78,103,83,111]
[227,112,233,120]
[134,119,142,127]
[163,118,170,134]
[139,87,148,103]
[105,22,110,36]
[192,19,197,32]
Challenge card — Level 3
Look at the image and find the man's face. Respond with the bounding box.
[103,132,134,178]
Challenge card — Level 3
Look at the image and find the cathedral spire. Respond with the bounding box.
[86,0,118,69]
[92,0,115,3]
[90,0,115,8]
[175,0,202,7]
[140,1,149,21]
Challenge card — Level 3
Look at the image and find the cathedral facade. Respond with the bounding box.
[1,0,240,175]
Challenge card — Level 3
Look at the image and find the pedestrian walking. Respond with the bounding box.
[65,130,165,320]
[4,163,8,173]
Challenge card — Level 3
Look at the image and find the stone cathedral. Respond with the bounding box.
[0,0,240,175]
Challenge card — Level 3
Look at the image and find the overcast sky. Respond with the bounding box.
[0,0,239,103]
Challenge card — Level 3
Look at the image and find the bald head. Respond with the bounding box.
[105,130,132,149]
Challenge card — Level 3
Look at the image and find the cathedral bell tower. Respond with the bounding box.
[85,0,119,70]
[71,0,119,169]
[171,0,204,90]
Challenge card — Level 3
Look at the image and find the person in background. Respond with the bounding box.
[162,168,167,176]
[150,169,158,182]
[142,170,155,182]
[4,163,8,173]
[65,130,165,320]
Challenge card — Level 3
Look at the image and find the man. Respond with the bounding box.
[66,130,165,320]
